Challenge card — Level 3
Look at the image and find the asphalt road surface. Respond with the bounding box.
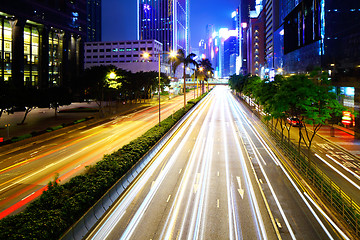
[0,91,196,218]
[87,86,347,240]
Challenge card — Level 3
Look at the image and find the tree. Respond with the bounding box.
[257,75,286,137]
[171,49,197,108]
[228,74,248,94]
[300,71,344,152]
[198,58,214,94]
[42,87,72,117]
[17,87,44,125]
[82,65,123,115]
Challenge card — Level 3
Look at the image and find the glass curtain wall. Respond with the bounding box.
[0,18,12,82]
[24,25,39,86]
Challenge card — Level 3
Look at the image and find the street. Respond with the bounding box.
[0,91,196,218]
[87,86,346,240]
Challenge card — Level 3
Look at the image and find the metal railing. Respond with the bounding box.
[239,95,360,237]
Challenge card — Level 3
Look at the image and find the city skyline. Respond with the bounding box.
[102,0,241,49]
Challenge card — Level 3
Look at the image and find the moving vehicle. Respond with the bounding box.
[287,117,302,127]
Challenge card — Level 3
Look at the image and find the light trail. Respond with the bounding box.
[227,88,347,239]
[92,93,214,240]
[224,94,268,240]
[227,94,296,240]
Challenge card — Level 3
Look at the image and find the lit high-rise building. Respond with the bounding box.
[1,0,86,89]
[87,0,101,42]
[137,0,189,54]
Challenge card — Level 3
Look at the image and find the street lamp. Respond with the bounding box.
[109,72,116,79]
[143,50,176,126]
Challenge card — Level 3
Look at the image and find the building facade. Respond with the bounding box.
[0,0,86,89]
[281,0,360,136]
[84,40,168,73]
[137,0,189,55]
[247,8,266,76]
[86,0,101,42]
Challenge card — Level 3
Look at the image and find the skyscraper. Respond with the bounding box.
[137,0,189,54]
[86,0,101,42]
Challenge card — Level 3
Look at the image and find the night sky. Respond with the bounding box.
[102,0,240,50]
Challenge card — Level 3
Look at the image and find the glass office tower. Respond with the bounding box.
[137,0,189,54]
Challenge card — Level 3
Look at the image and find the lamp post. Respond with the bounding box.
[143,51,176,126]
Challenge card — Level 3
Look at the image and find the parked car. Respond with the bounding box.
[287,117,302,127]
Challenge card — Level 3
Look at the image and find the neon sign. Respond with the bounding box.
[144,4,151,11]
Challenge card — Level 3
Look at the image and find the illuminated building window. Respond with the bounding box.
[0,19,12,82]
[49,29,63,86]
[24,25,39,86]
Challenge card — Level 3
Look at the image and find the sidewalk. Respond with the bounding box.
[0,100,156,143]
[316,125,360,157]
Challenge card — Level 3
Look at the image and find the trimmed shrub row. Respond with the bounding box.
[0,93,207,240]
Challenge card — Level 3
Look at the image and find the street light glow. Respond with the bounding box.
[109,72,116,79]
[169,51,177,58]
[143,52,150,59]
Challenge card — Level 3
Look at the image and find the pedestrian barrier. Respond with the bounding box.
[61,95,206,240]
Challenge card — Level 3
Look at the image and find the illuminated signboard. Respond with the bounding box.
[342,111,352,125]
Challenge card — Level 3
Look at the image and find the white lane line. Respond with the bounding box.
[222,98,239,240]
[304,192,350,240]
[230,92,344,239]
[179,169,182,174]
[166,195,171,203]
[217,171,220,177]
[326,154,360,181]
[229,95,291,240]
[21,192,35,201]
[217,199,220,208]
[316,154,360,191]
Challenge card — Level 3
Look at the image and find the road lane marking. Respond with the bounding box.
[236,176,245,199]
[193,173,201,194]
[304,192,349,240]
[217,199,220,208]
[21,192,35,201]
[326,154,360,181]
[217,171,219,177]
[179,169,182,174]
[316,154,360,191]
[166,195,171,203]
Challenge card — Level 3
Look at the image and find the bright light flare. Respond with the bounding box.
[109,72,116,79]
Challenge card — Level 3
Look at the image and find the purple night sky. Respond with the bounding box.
[102,0,240,49]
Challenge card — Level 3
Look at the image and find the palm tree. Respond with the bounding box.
[171,49,197,108]
[198,58,214,94]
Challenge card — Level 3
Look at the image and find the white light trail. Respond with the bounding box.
[316,154,360,191]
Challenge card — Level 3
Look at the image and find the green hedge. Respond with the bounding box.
[11,133,33,142]
[0,93,207,240]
